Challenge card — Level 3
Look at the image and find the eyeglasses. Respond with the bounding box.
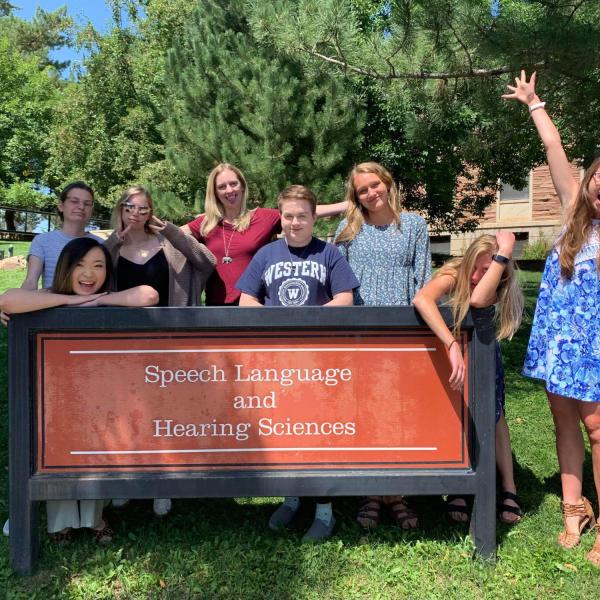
[64,197,93,208]
[121,203,150,215]
[592,172,600,182]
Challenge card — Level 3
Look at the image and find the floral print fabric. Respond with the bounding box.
[335,212,432,306]
[523,225,600,402]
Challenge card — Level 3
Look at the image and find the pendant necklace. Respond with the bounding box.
[221,221,236,264]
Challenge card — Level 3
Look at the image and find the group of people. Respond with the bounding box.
[0,71,598,562]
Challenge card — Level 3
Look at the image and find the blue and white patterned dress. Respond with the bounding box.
[335,212,432,306]
[523,221,600,402]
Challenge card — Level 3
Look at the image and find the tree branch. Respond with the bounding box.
[301,48,545,80]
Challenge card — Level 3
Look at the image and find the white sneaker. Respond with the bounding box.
[153,498,172,516]
[3,518,9,537]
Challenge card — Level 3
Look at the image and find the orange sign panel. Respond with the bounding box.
[36,330,469,473]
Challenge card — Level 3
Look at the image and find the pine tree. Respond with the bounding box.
[162,0,364,211]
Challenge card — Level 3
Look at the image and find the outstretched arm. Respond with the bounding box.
[412,274,464,390]
[0,289,106,314]
[316,201,348,218]
[502,71,578,210]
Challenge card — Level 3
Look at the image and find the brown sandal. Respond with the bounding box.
[557,497,595,549]
[92,521,114,545]
[50,528,74,545]
[586,530,600,566]
[387,496,419,530]
[356,496,382,529]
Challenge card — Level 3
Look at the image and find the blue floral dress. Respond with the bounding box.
[523,222,600,402]
[335,212,432,306]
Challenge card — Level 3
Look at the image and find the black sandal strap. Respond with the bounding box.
[498,504,522,517]
[499,491,520,504]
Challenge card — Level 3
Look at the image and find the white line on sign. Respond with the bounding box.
[69,347,437,355]
[71,446,438,455]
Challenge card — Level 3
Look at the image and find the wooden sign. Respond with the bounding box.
[37,330,469,472]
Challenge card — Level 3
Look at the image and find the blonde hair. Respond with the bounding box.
[558,156,600,278]
[435,234,523,340]
[111,185,154,235]
[200,163,252,237]
[335,162,402,243]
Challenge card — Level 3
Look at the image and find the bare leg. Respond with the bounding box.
[578,402,600,511]
[580,402,600,565]
[547,391,586,536]
[495,413,520,522]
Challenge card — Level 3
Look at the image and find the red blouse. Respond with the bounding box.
[186,207,281,305]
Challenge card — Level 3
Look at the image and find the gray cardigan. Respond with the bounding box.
[104,222,216,306]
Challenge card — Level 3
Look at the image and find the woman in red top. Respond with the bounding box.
[182,163,346,305]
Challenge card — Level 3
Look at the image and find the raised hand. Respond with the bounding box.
[501,70,538,106]
[496,230,516,258]
[148,215,167,234]
[116,222,133,242]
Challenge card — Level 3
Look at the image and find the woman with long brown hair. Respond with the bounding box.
[503,72,600,564]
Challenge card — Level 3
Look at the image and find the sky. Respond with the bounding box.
[12,1,115,72]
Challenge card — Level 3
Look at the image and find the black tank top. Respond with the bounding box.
[117,249,169,306]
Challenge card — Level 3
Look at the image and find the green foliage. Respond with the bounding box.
[0,6,74,71]
[163,0,364,208]
[0,181,51,209]
[248,0,600,230]
[521,235,553,260]
[44,0,196,215]
[0,34,58,203]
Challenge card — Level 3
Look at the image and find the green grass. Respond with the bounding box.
[1,268,599,598]
[0,241,30,258]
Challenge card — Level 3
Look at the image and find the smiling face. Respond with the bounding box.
[353,172,390,216]
[470,253,493,291]
[280,198,316,247]
[215,168,244,213]
[58,188,94,224]
[121,192,151,231]
[70,246,107,295]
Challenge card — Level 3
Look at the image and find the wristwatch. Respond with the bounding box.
[492,254,510,265]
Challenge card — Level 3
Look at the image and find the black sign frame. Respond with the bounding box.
[8,306,496,574]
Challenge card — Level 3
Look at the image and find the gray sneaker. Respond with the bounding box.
[302,515,336,542]
[153,498,172,517]
[268,503,298,530]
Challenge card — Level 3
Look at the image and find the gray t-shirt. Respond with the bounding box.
[28,230,103,288]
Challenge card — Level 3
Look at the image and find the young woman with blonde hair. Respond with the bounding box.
[336,162,431,306]
[105,186,215,308]
[335,161,432,529]
[503,72,600,564]
[413,232,524,524]
[182,163,347,305]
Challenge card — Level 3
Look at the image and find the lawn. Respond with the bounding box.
[0,265,598,599]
